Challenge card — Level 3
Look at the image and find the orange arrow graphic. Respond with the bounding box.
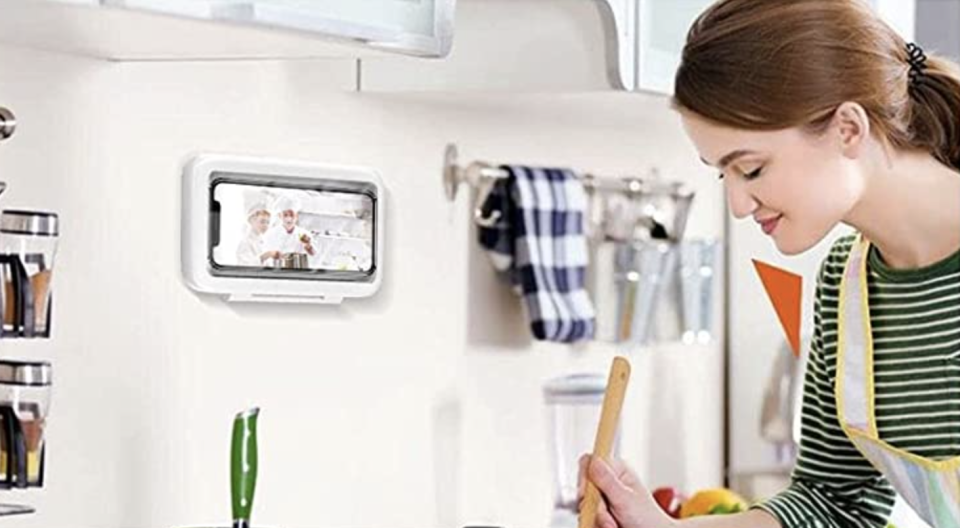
[752,260,802,357]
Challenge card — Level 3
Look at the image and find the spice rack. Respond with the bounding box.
[0,105,57,518]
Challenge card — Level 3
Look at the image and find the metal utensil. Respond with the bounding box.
[610,241,678,345]
[679,240,720,344]
[625,179,695,243]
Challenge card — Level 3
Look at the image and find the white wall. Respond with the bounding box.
[917,0,960,62]
[0,44,724,528]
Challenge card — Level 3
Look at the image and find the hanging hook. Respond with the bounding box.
[473,174,502,228]
[442,143,462,202]
[0,107,15,142]
[443,143,509,227]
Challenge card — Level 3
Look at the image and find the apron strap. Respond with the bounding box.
[836,236,879,437]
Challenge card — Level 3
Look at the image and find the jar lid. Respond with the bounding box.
[0,210,59,237]
[0,360,52,386]
[543,373,607,402]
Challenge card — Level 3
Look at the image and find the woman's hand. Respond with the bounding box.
[578,455,677,528]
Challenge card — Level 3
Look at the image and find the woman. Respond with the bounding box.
[580,1,960,527]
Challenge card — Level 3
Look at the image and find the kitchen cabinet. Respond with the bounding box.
[632,0,714,93]
[362,0,917,94]
[0,0,455,61]
[361,0,713,94]
[0,0,917,92]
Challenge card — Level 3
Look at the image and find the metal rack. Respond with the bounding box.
[0,105,47,518]
[442,143,691,227]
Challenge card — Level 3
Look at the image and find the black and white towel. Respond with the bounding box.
[477,165,596,343]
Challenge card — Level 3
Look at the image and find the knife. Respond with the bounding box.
[231,408,259,528]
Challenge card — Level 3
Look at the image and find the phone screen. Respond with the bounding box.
[210,179,375,275]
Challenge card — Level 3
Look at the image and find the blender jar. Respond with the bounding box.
[0,360,52,488]
[0,210,59,337]
[543,373,619,528]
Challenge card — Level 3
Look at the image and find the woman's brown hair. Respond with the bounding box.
[674,0,960,172]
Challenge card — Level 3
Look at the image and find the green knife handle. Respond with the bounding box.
[231,408,259,528]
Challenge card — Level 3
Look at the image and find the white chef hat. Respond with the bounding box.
[274,194,302,214]
[244,190,270,218]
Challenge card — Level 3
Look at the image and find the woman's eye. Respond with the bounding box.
[717,167,762,181]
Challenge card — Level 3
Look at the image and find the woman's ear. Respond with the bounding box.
[831,102,871,159]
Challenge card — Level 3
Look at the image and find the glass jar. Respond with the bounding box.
[543,373,619,528]
[0,210,59,337]
[0,360,52,488]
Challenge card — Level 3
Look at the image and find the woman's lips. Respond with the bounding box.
[758,215,782,235]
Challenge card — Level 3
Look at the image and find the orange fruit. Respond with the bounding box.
[679,488,748,518]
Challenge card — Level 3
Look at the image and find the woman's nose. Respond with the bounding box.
[726,181,759,219]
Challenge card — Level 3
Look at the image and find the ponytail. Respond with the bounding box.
[906,55,960,172]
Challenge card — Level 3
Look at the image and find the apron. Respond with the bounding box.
[835,236,960,528]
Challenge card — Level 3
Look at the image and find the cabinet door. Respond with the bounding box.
[361,0,615,92]
[636,0,712,94]
[105,0,457,57]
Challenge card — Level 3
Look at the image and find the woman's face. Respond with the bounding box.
[680,111,866,255]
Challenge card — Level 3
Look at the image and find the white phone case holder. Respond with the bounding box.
[181,154,384,304]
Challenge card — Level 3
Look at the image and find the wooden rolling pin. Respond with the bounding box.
[579,356,632,528]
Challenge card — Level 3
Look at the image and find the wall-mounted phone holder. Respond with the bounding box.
[182,154,384,304]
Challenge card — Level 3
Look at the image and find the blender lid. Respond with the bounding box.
[543,373,607,399]
[0,360,52,386]
[0,209,59,237]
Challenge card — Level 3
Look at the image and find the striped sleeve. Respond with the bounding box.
[751,255,897,528]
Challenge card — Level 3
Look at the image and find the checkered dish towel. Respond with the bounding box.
[477,165,596,343]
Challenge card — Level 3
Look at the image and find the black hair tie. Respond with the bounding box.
[906,42,927,88]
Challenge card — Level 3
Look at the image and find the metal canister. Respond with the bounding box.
[276,252,310,270]
[0,360,52,489]
[0,210,59,338]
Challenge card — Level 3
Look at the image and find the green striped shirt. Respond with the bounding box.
[755,234,960,528]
